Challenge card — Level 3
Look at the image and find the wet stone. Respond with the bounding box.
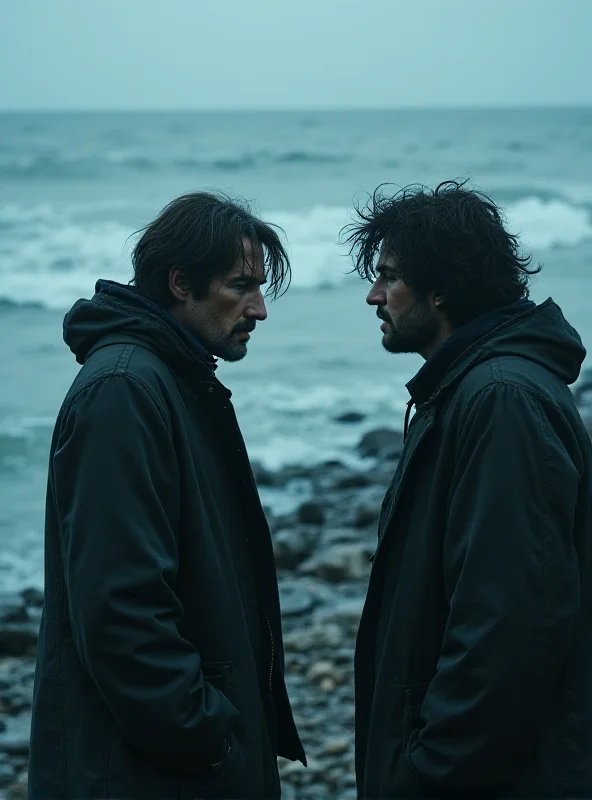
[0,712,31,756]
[296,500,326,526]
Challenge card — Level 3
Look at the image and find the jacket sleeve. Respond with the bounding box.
[53,374,240,773]
[406,382,581,791]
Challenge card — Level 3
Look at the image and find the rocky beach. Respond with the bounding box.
[1,374,592,800]
[0,421,404,799]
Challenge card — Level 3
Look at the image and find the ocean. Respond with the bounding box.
[1,108,592,592]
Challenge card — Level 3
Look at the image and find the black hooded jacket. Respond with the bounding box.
[28,281,305,800]
[355,298,592,798]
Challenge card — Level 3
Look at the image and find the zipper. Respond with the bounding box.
[370,407,436,567]
[264,612,277,725]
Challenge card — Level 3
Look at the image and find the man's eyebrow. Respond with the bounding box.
[376,263,396,275]
[231,274,268,285]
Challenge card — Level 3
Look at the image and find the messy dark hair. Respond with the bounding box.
[130,191,291,306]
[342,180,541,328]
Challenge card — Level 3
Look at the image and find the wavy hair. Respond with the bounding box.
[131,192,290,306]
[342,180,541,327]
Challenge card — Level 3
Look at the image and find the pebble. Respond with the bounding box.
[299,542,373,582]
[0,760,15,789]
[0,713,31,756]
[307,661,341,684]
[315,596,365,628]
[283,622,344,652]
[320,736,350,757]
[296,500,326,526]
[319,677,337,693]
[278,582,317,618]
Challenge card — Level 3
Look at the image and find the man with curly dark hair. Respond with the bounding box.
[346,181,592,798]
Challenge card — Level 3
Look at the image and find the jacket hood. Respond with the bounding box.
[63,280,218,381]
[409,298,586,405]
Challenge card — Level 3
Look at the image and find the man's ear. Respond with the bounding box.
[169,267,189,303]
[433,292,445,310]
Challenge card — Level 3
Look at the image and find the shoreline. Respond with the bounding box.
[0,426,402,799]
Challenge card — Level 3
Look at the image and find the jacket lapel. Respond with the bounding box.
[372,405,436,562]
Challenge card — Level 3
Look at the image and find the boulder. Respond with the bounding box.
[0,760,16,789]
[21,588,43,609]
[0,623,39,656]
[315,596,365,628]
[319,736,350,757]
[0,712,31,756]
[278,581,318,618]
[273,527,313,570]
[353,504,380,528]
[299,542,373,582]
[333,412,366,424]
[320,527,359,547]
[296,500,325,526]
[333,471,373,490]
[0,595,28,625]
[357,428,404,459]
[283,622,343,652]
[274,464,316,487]
[338,485,388,529]
[250,461,277,487]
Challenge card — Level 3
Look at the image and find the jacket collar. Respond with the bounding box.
[406,299,536,406]
[95,280,218,373]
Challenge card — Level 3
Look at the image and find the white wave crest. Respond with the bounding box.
[505,197,592,250]
[270,205,352,289]
[0,203,134,309]
[0,198,590,309]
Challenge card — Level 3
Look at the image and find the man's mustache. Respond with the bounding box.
[232,321,256,334]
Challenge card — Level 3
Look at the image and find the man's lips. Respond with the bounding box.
[377,312,390,331]
[234,326,255,339]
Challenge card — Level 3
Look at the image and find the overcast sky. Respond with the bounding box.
[0,0,590,111]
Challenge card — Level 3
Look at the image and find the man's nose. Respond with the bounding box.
[367,279,386,306]
[245,289,268,321]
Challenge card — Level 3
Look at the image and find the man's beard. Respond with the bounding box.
[203,322,256,362]
[380,299,440,355]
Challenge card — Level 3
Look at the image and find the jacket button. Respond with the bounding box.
[208,387,214,393]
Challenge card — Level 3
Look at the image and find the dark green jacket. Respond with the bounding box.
[29,282,305,799]
[355,299,592,798]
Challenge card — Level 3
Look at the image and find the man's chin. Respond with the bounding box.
[382,333,414,355]
[382,332,398,353]
[213,343,248,362]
